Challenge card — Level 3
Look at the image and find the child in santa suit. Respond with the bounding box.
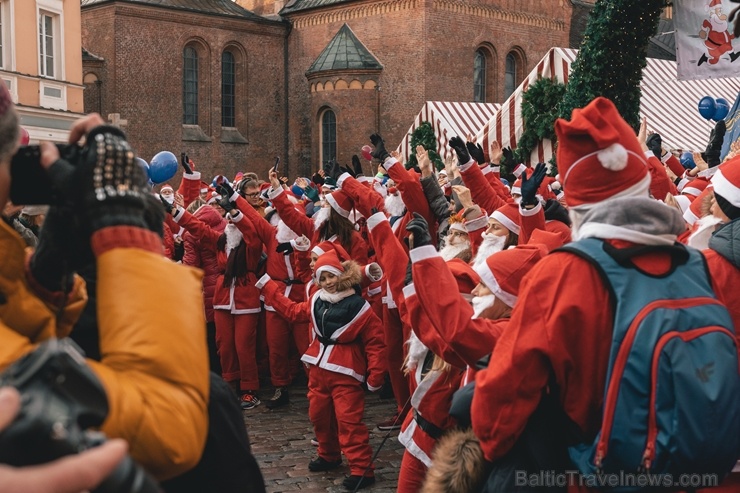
[256,250,386,491]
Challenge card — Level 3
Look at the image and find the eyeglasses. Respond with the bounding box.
[243,192,260,198]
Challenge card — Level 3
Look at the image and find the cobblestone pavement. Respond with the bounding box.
[246,384,404,493]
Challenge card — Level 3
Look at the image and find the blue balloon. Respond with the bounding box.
[698,96,717,120]
[714,98,730,121]
[148,151,178,184]
[135,157,149,173]
[680,151,696,170]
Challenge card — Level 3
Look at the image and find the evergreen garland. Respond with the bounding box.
[558,0,664,130]
[406,121,444,171]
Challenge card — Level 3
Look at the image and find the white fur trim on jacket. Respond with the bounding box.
[224,223,243,257]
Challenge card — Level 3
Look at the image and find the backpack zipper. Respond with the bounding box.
[641,325,737,470]
[594,297,725,470]
[317,307,330,364]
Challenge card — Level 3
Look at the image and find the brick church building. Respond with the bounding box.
[81,0,584,180]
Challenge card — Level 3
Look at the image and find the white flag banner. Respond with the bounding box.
[675,0,740,80]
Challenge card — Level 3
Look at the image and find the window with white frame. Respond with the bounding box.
[38,11,56,78]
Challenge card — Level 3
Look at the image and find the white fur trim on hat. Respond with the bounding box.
[491,210,521,235]
[449,222,467,233]
[473,264,518,308]
[311,245,327,257]
[674,195,691,215]
[682,187,703,197]
[326,193,351,218]
[597,144,629,171]
[316,265,343,278]
[712,169,740,208]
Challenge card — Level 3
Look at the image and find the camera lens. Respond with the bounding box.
[93,454,161,493]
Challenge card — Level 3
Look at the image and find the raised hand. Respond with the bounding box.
[451,185,473,209]
[519,162,548,207]
[405,212,433,249]
[466,142,486,165]
[352,154,364,177]
[370,134,390,161]
[269,169,281,190]
[216,181,236,200]
[416,145,432,177]
[449,136,471,166]
[180,153,193,174]
[489,141,503,165]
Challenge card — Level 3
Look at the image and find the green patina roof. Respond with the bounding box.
[306,24,382,75]
[80,0,265,21]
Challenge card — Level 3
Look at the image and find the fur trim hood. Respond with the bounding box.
[422,428,488,493]
[335,260,363,292]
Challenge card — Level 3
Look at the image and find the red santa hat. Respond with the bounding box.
[311,240,350,262]
[325,189,354,219]
[673,194,692,215]
[448,211,469,234]
[681,178,709,200]
[707,0,721,9]
[711,157,740,208]
[447,259,480,294]
[314,250,345,278]
[556,97,650,210]
[207,191,222,205]
[684,185,714,225]
[160,184,174,194]
[474,244,548,308]
[200,181,210,194]
[490,203,521,235]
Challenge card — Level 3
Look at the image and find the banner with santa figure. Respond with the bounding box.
[675,0,740,80]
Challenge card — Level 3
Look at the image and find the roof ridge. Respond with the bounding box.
[306,23,382,75]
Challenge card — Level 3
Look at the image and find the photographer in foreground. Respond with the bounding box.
[0,81,209,481]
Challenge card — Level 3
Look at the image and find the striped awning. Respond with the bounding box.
[475,47,740,164]
[396,101,500,163]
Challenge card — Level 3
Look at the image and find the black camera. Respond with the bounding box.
[9,144,82,206]
[0,338,161,493]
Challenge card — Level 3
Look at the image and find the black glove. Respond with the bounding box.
[466,142,486,165]
[30,205,93,293]
[181,152,193,174]
[46,125,150,232]
[323,159,342,182]
[340,164,356,178]
[216,182,235,200]
[543,198,571,227]
[449,136,471,166]
[703,120,726,167]
[370,134,390,161]
[218,196,236,213]
[405,212,432,249]
[646,133,663,160]
[519,162,548,207]
[303,186,320,203]
[404,259,413,286]
[502,146,516,165]
[276,242,294,255]
[312,172,324,186]
[159,194,174,214]
[352,155,364,177]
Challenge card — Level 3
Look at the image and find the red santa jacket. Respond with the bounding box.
[177,170,204,208]
[459,159,512,216]
[233,194,305,308]
[261,276,386,389]
[182,205,226,322]
[398,333,464,467]
[518,201,572,245]
[268,187,370,265]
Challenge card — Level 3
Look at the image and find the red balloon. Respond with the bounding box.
[361,144,373,161]
[19,127,29,146]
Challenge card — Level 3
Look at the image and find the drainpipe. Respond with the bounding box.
[283,20,292,178]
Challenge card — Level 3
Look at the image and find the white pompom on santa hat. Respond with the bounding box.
[556,97,650,211]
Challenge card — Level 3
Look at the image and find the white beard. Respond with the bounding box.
[687,215,723,250]
[313,206,330,231]
[439,239,471,261]
[162,194,175,204]
[275,219,299,244]
[710,14,728,32]
[471,294,496,319]
[404,330,428,372]
[224,223,243,257]
[385,193,406,217]
[472,233,507,272]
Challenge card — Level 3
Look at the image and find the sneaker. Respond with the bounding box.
[376,413,402,431]
[265,386,289,409]
[310,437,319,447]
[342,475,375,490]
[240,392,261,410]
[308,456,342,472]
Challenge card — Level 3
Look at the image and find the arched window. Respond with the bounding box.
[321,109,337,165]
[183,46,198,124]
[474,50,486,103]
[504,53,517,100]
[222,51,235,127]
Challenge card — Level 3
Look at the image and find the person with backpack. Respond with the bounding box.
[458,97,740,492]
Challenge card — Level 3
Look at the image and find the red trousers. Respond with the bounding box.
[266,310,309,387]
[397,451,428,493]
[383,305,411,417]
[308,368,373,477]
[214,310,259,391]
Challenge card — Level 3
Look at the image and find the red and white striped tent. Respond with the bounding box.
[475,47,740,163]
[395,101,500,163]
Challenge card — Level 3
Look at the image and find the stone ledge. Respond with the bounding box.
[221,127,249,144]
[182,124,212,142]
